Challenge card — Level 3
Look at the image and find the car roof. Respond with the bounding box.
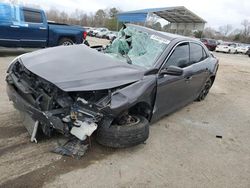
[126,24,192,42]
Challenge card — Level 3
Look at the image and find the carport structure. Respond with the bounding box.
[117,6,206,34]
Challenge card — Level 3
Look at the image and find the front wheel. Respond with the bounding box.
[96,115,149,148]
[58,38,74,46]
[196,79,212,101]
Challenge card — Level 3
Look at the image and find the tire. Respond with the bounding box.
[96,115,149,148]
[196,78,212,101]
[58,38,74,46]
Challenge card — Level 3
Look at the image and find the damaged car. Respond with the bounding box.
[6,24,219,153]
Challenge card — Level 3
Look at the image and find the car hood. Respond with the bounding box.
[19,45,145,91]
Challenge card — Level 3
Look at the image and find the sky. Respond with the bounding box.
[2,0,250,29]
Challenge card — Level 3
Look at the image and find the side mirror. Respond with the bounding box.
[160,65,183,76]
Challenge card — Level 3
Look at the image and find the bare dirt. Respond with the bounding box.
[0,42,250,188]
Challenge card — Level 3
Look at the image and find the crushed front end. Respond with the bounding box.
[6,60,120,157]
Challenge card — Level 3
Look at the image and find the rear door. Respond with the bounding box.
[184,42,210,100]
[19,8,47,47]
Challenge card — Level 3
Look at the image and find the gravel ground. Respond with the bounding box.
[0,40,250,188]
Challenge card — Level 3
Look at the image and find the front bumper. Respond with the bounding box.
[6,84,66,133]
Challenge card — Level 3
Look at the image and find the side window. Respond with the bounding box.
[23,9,42,23]
[190,43,204,64]
[164,43,189,68]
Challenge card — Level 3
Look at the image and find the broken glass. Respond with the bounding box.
[105,26,169,68]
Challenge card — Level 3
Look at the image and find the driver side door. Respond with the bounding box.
[153,42,193,120]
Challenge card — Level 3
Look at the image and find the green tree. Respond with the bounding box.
[193,30,203,38]
[94,9,106,27]
[109,8,119,18]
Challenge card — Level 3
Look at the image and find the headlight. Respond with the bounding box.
[6,56,21,73]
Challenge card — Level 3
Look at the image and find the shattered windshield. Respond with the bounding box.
[104,26,169,68]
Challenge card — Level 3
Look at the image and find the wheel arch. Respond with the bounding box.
[128,101,153,121]
[58,36,76,44]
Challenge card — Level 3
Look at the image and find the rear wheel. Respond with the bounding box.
[96,115,149,148]
[58,38,74,46]
[196,79,212,101]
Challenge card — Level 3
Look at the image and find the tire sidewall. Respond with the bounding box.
[96,115,149,148]
[59,38,74,46]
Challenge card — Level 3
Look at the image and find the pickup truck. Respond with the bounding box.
[0,3,88,48]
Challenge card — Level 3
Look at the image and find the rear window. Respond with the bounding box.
[208,39,216,45]
[23,9,42,23]
[190,43,205,64]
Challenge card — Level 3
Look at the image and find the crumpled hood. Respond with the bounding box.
[19,45,145,91]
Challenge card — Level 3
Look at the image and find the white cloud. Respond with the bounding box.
[8,0,250,29]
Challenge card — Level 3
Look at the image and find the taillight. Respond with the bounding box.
[83,31,87,40]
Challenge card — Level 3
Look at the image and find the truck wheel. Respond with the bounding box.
[96,115,149,148]
[196,79,212,101]
[58,38,74,46]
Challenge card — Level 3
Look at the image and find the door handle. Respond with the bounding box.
[10,25,20,28]
[39,27,46,30]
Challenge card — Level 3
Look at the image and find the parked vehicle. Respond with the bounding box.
[215,42,237,53]
[106,31,118,40]
[92,28,109,37]
[246,47,250,57]
[236,44,250,54]
[6,24,218,155]
[87,27,96,36]
[0,3,88,48]
[96,30,110,38]
[200,38,217,51]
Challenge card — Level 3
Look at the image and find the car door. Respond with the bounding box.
[0,4,20,47]
[19,8,47,47]
[185,42,210,100]
[153,42,191,119]
[153,42,209,120]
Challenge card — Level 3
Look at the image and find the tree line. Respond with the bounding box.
[4,0,250,43]
[46,7,250,43]
[194,20,250,43]
[46,8,120,31]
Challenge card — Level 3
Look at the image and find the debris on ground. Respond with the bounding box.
[216,135,223,139]
[53,138,88,159]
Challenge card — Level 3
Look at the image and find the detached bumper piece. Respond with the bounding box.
[53,138,88,159]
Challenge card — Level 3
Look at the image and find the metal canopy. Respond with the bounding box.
[117,6,206,24]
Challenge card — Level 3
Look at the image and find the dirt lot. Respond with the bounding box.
[0,41,250,188]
